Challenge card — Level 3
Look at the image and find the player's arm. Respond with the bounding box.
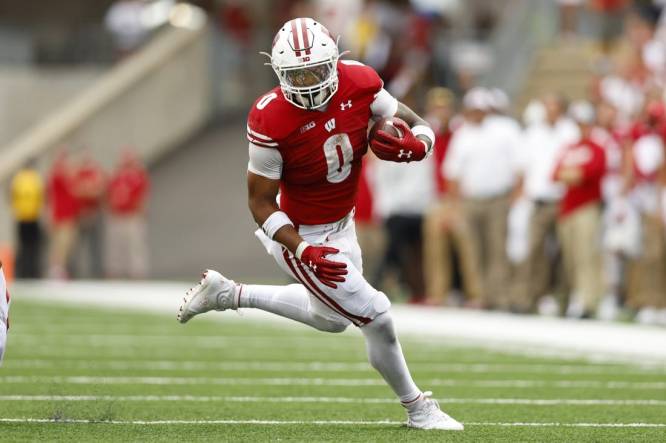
[394,102,433,152]
[247,145,347,288]
[370,89,435,162]
[247,172,303,254]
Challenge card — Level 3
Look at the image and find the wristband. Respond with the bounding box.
[262,211,294,239]
[411,124,436,157]
[295,241,310,260]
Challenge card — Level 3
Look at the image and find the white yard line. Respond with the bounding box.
[1,418,665,428]
[6,359,665,374]
[1,395,665,406]
[2,376,665,389]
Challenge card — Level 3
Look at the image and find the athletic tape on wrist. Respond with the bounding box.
[262,211,294,239]
[295,241,310,260]
[411,124,435,157]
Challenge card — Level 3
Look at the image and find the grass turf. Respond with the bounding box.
[1,298,665,442]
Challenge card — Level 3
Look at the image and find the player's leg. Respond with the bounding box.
[238,283,350,332]
[290,223,462,430]
[177,268,350,333]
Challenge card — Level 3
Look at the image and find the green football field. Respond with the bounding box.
[2,299,666,442]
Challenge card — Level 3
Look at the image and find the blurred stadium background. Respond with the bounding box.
[2,0,666,439]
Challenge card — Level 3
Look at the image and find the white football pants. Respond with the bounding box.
[246,215,422,405]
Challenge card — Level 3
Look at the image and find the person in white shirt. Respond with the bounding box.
[372,141,435,302]
[511,93,580,312]
[444,87,519,308]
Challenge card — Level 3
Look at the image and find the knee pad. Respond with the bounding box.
[363,311,397,344]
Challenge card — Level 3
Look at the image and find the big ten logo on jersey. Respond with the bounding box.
[300,121,316,134]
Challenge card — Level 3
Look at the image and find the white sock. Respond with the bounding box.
[238,283,348,333]
[360,311,422,410]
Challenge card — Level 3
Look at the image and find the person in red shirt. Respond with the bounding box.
[553,101,606,318]
[105,149,150,279]
[73,150,106,278]
[421,87,482,305]
[47,149,79,279]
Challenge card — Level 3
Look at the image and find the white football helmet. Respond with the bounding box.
[265,18,339,110]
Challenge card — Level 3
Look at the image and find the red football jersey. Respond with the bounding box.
[247,60,383,225]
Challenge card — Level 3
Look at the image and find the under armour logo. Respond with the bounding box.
[325,118,336,132]
[340,100,352,111]
[398,149,412,159]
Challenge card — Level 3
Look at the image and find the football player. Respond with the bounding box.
[0,260,9,364]
[178,18,463,431]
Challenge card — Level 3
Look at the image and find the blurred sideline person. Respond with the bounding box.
[624,102,666,323]
[106,149,150,279]
[444,88,518,308]
[73,151,107,278]
[553,101,606,318]
[511,93,580,312]
[178,18,463,431]
[0,260,8,364]
[10,159,44,278]
[47,150,79,279]
[372,131,434,303]
[421,87,482,305]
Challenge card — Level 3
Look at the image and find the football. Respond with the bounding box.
[368,117,404,149]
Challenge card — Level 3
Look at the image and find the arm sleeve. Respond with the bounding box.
[248,143,283,180]
[370,88,399,118]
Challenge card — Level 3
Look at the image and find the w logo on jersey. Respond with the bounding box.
[340,100,352,111]
[325,118,336,133]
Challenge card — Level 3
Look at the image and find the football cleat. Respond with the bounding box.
[406,392,464,431]
[177,270,238,324]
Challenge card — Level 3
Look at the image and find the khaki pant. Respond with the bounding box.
[557,203,604,312]
[105,214,148,279]
[626,214,666,309]
[423,199,482,303]
[49,222,77,278]
[463,194,511,307]
[511,202,561,311]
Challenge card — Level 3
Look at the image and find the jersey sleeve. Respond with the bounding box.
[370,88,399,118]
[247,92,281,148]
[248,143,283,179]
[339,59,384,95]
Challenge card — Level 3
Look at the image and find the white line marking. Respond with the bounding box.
[2,376,666,389]
[6,359,665,374]
[1,395,665,406]
[1,418,665,428]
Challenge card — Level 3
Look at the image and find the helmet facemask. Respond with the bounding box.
[273,57,339,110]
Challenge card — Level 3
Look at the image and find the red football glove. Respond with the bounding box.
[297,245,348,289]
[371,119,428,163]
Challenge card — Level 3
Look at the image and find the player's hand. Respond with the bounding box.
[297,244,347,289]
[370,119,428,163]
